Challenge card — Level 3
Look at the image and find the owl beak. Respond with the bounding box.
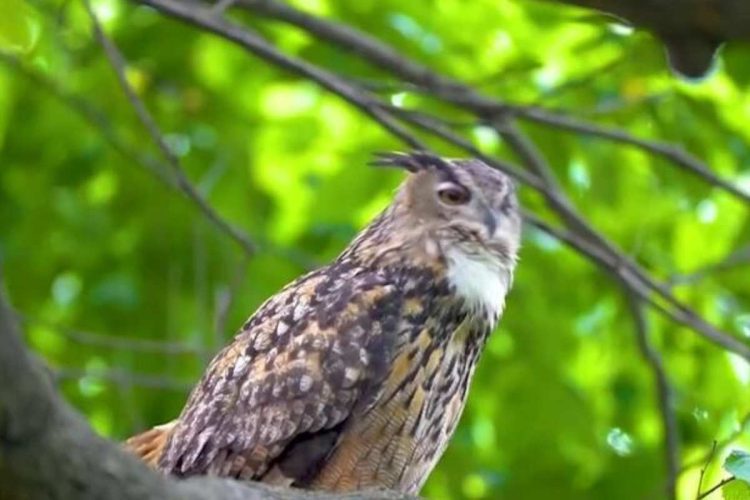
[483,210,497,238]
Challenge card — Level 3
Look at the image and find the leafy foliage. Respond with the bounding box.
[725,450,750,484]
[1,0,749,499]
[722,480,750,500]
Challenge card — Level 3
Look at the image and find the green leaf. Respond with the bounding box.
[725,450,750,484]
[723,480,750,500]
[0,0,40,54]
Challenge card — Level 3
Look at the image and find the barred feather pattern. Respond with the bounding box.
[130,152,521,494]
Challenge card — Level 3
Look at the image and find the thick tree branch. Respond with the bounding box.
[545,0,750,77]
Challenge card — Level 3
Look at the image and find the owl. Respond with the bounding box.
[126,151,521,494]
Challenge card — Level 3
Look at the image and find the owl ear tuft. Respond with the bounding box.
[369,151,423,172]
[369,151,450,174]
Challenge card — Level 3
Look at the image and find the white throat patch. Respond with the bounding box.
[445,247,511,324]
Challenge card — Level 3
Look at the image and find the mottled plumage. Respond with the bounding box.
[125,152,521,494]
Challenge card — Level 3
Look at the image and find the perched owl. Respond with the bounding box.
[126,152,521,494]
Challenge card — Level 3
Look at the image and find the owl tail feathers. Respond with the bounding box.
[124,420,177,469]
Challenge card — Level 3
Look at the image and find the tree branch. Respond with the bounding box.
[17,313,209,356]
[236,0,750,207]
[54,366,194,391]
[0,53,319,271]
[177,0,750,358]
[669,245,750,286]
[83,0,260,256]
[521,212,750,359]
[625,293,679,500]
[698,477,736,499]
[502,105,750,206]
[134,0,424,151]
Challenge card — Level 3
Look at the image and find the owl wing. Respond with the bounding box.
[158,265,403,482]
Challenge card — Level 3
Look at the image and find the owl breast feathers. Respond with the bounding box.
[125,151,521,494]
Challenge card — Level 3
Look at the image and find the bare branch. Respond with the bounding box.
[54,367,193,391]
[83,0,259,256]
[0,53,174,188]
[0,53,319,271]
[503,105,750,206]
[698,477,736,499]
[237,0,750,207]
[236,0,467,95]
[16,313,209,356]
[136,0,425,150]
[383,106,544,189]
[214,255,250,351]
[173,0,750,358]
[625,293,679,500]
[696,441,717,499]
[522,212,750,359]
[670,245,750,286]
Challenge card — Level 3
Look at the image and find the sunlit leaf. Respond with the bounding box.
[726,450,750,485]
[722,479,750,500]
[0,0,39,54]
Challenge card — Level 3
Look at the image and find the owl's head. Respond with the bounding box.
[370,151,521,320]
[374,151,521,268]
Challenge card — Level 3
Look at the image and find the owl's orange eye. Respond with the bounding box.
[437,185,471,205]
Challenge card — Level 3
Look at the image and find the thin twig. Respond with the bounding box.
[383,106,544,189]
[625,293,679,500]
[214,255,250,351]
[503,105,750,206]
[670,245,750,286]
[54,366,193,391]
[697,442,718,499]
[697,477,736,499]
[0,53,174,188]
[16,313,209,356]
[83,0,259,256]
[136,0,425,151]
[682,416,750,476]
[489,116,612,251]
[0,52,319,271]
[522,212,750,359]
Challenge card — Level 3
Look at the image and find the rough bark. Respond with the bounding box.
[0,282,415,500]
[545,0,750,77]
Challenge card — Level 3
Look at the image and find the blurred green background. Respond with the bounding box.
[1,0,749,498]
